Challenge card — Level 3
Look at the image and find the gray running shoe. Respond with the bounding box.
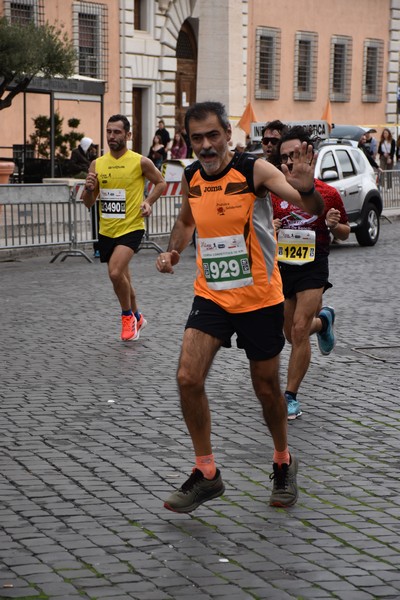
[164,468,225,513]
[269,454,298,507]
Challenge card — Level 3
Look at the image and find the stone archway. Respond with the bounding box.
[175,20,197,130]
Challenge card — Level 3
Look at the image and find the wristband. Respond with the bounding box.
[299,184,315,196]
[325,219,338,231]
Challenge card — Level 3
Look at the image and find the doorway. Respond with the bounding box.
[175,21,197,130]
[132,87,143,153]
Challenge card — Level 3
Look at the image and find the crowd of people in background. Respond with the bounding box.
[146,119,193,170]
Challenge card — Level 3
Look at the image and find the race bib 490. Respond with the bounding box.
[100,189,126,219]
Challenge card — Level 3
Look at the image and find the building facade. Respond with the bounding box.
[247,0,400,134]
[1,0,400,164]
[120,0,249,153]
[0,0,121,159]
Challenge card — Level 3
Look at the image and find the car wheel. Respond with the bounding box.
[355,202,380,246]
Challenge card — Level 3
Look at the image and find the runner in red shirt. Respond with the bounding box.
[272,126,350,420]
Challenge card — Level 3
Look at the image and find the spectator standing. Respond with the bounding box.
[156,119,171,150]
[378,128,395,170]
[364,129,378,160]
[358,135,381,171]
[148,134,167,170]
[69,137,94,178]
[170,131,187,159]
[180,126,192,158]
[69,137,100,257]
[395,134,400,170]
[378,128,395,189]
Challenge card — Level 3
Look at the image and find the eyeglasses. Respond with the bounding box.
[262,137,279,146]
[280,151,296,163]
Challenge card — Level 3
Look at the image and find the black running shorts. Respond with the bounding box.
[185,295,285,361]
[278,255,332,299]
[98,230,145,263]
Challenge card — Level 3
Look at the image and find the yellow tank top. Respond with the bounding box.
[95,150,145,238]
[186,153,283,313]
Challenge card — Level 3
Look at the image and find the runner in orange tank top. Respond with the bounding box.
[156,101,324,513]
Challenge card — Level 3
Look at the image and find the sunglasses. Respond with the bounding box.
[280,151,296,163]
[262,136,279,146]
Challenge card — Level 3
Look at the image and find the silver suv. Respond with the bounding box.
[315,140,382,246]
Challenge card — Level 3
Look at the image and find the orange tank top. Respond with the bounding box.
[186,153,283,313]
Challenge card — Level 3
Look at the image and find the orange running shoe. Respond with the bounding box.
[135,313,147,339]
[121,314,138,341]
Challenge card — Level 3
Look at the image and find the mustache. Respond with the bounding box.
[199,149,217,158]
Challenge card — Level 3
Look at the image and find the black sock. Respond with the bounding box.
[285,390,297,400]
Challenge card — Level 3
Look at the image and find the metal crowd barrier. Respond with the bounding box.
[0,182,182,261]
[379,169,400,209]
[2,174,398,261]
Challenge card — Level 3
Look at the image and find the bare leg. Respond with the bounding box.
[177,328,222,456]
[107,245,136,312]
[250,355,288,452]
[284,288,324,393]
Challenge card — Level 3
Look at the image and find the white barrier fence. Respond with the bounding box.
[1,174,399,260]
[379,170,400,209]
[0,183,182,261]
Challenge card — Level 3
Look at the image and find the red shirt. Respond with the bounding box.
[271,179,348,257]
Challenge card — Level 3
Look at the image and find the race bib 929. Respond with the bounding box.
[199,234,253,290]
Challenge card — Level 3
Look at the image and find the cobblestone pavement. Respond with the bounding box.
[1,219,400,600]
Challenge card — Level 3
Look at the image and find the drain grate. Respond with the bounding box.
[352,346,400,363]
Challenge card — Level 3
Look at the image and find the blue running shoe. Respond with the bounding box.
[317,306,336,355]
[285,392,302,420]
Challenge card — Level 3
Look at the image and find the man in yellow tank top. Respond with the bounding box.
[82,115,166,341]
[156,101,324,513]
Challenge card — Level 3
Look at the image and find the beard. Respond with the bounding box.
[198,149,222,174]
[109,140,126,152]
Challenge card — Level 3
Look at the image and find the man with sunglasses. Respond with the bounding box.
[272,126,350,420]
[261,120,286,163]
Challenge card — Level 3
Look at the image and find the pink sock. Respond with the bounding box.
[273,447,290,467]
[195,454,217,479]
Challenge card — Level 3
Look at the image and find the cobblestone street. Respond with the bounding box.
[1,219,400,600]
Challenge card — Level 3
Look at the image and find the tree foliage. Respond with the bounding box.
[0,17,76,110]
[30,113,85,158]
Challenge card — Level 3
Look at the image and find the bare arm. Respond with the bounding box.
[254,142,324,216]
[325,208,350,241]
[140,156,167,216]
[156,175,195,274]
[81,160,99,208]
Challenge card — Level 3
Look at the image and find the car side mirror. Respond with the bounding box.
[321,170,338,181]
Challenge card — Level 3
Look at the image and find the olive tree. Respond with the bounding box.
[0,17,76,111]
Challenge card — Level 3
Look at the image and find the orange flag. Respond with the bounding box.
[321,99,332,131]
[237,102,258,135]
